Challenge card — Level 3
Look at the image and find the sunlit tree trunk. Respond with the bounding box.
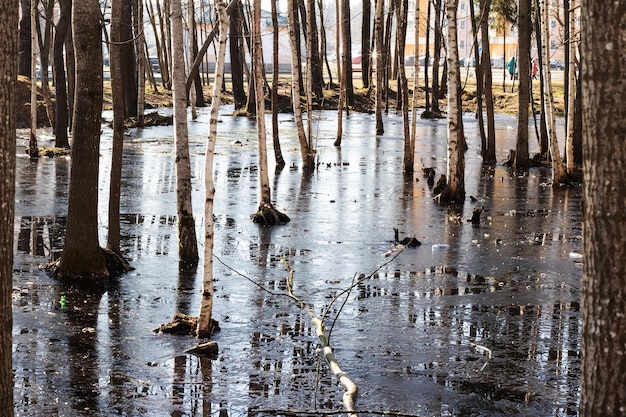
[565,0,577,175]
[581,1,626,414]
[437,0,465,203]
[515,0,532,169]
[0,0,17,411]
[52,0,108,279]
[197,0,228,339]
[539,0,566,185]
[374,0,385,135]
[171,0,199,263]
[29,0,38,159]
[287,0,313,166]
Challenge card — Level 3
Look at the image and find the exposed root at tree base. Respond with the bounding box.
[252,202,290,225]
[154,312,220,337]
[43,247,134,282]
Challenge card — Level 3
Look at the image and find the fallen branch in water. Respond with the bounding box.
[470,342,493,372]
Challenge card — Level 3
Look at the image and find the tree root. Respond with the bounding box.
[252,202,290,225]
[44,247,134,281]
[154,312,220,337]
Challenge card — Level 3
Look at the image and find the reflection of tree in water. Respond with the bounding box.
[16,216,65,259]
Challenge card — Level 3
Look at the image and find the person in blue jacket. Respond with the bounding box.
[507,56,517,80]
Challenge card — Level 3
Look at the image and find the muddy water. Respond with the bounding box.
[13,108,581,416]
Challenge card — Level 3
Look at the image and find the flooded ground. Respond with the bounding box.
[12,107,582,416]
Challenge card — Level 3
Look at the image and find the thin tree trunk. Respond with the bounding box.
[317,0,332,88]
[361,0,371,88]
[480,0,496,163]
[136,0,146,126]
[271,0,285,170]
[470,0,486,155]
[565,0,577,175]
[287,0,313,166]
[409,0,420,151]
[29,0,38,159]
[334,0,345,146]
[374,0,385,135]
[108,0,126,255]
[197,0,228,340]
[171,0,199,263]
[0,0,17,411]
[53,0,71,148]
[515,0,531,169]
[398,0,412,174]
[539,0,566,185]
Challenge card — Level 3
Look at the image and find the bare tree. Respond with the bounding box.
[29,0,38,159]
[514,0,532,169]
[435,0,465,203]
[53,0,71,148]
[581,1,626,414]
[0,0,17,411]
[374,0,385,135]
[252,0,290,225]
[171,0,199,263]
[565,0,578,176]
[480,0,496,163]
[197,0,229,339]
[270,0,285,170]
[136,0,146,127]
[539,0,566,185]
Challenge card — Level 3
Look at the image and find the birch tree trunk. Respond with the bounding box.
[0,0,17,411]
[539,0,566,185]
[197,0,228,339]
[29,0,38,159]
[171,0,199,262]
[437,0,465,203]
[581,1,626,414]
[398,0,412,174]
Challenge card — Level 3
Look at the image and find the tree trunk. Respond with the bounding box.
[480,0,496,163]
[431,0,442,115]
[409,0,420,151]
[19,0,31,77]
[341,0,354,107]
[437,0,465,203]
[108,0,126,255]
[398,0,412,174]
[539,0,566,185]
[470,0,486,154]
[581,2,626,415]
[565,0,577,176]
[136,0,146,126]
[53,0,71,148]
[514,0,531,169]
[121,0,138,117]
[361,0,371,88]
[306,0,323,100]
[197,0,228,340]
[0,0,17,411]
[188,0,205,107]
[252,0,289,225]
[533,0,548,156]
[229,2,247,109]
[317,0,333,88]
[29,0,38,159]
[38,0,56,134]
[374,0,385,135]
[171,0,199,263]
[270,0,285,170]
[50,0,108,279]
[287,0,313,167]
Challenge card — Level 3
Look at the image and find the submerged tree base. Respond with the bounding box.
[154,312,220,337]
[252,202,291,225]
[44,247,134,281]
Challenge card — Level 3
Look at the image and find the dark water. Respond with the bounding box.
[13,107,582,416]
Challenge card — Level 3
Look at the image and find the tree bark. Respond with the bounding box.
[19,0,31,76]
[229,2,247,109]
[0,0,17,411]
[398,0,412,174]
[197,0,228,339]
[515,0,532,169]
[437,0,465,203]
[29,0,39,158]
[53,0,71,148]
[480,0,496,163]
[374,0,385,135]
[51,0,108,279]
[121,0,138,117]
[270,0,285,170]
[171,0,199,263]
[581,1,626,414]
